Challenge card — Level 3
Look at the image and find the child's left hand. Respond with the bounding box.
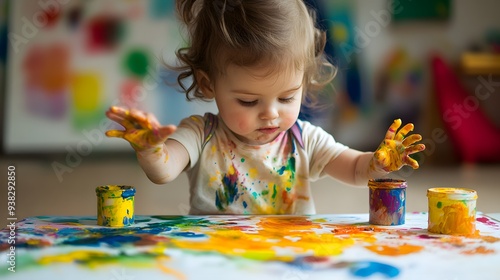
[371,119,426,172]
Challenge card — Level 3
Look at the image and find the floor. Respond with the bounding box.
[0,159,498,223]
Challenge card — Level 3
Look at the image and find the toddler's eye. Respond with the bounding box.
[279,97,295,104]
[238,100,258,107]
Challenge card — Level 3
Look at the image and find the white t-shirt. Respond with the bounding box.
[169,113,348,215]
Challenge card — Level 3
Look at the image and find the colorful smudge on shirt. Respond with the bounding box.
[212,131,300,214]
[215,164,240,211]
[1,213,499,279]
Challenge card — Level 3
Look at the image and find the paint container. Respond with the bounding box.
[368,179,407,226]
[427,188,477,235]
[96,185,136,227]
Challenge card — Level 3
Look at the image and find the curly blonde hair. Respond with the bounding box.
[169,0,336,106]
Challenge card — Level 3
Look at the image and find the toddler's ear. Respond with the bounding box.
[196,70,215,99]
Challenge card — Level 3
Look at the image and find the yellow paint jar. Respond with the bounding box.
[96,185,135,227]
[427,188,477,235]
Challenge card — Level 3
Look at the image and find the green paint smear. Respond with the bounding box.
[0,251,159,275]
[272,184,277,199]
[150,216,215,228]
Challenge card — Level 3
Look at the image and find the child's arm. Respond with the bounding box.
[323,119,425,186]
[105,106,189,184]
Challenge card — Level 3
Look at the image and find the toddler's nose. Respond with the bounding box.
[260,105,279,120]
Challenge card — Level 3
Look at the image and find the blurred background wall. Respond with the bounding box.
[1,0,499,221]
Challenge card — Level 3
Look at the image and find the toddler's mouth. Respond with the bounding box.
[257,127,279,134]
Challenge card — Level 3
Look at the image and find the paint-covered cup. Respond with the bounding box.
[369,179,407,226]
[96,185,136,227]
[427,188,477,235]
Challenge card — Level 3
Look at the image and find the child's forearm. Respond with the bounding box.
[136,145,172,184]
[354,152,389,185]
[136,140,188,184]
[324,150,388,187]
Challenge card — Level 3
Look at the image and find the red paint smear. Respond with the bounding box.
[477,217,500,228]
[417,234,440,239]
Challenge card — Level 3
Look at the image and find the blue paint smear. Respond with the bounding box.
[56,228,84,235]
[121,188,136,198]
[171,232,206,238]
[123,216,135,226]
[277,166,286,175]
[216,168,240,211]
[46,218,87,223]
[350,261,400,278]
[62,235,142,247]
[135,225,172,235]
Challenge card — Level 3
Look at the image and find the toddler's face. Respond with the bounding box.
[213,64,303,145]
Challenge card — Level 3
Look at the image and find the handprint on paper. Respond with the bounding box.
[370,119,426,173]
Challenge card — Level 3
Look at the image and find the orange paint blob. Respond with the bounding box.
[462,246,495,255]
[365,244,423,256]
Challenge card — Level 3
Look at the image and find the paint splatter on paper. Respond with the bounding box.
[1,213,499,279]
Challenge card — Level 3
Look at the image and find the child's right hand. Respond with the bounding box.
[105,106,177,151]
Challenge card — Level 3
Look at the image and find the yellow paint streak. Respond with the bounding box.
[26,239,51,247]
[38,250,110,266]
[170,218,357,261]
[228,164,235,175]
[248,168,258,179]
[157,256,187,280]
[258,217,322,234]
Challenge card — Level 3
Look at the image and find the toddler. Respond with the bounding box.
[106,0,425,214]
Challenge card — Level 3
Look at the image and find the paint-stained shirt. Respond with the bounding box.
[169,114,348,215]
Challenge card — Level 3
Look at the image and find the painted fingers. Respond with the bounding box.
[105,106,177,151]
[375,119,426,172]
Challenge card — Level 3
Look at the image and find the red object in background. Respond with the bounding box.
[85,15,124,53]
[430,54,500,163]
[42,8,61,28]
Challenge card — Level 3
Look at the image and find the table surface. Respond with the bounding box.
[1,213,500,280]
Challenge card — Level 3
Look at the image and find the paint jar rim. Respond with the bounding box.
[96,185,136,196]
[368,178,407,189]
[427,187,477,200]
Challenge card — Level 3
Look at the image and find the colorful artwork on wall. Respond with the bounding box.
[3,0,216,154]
